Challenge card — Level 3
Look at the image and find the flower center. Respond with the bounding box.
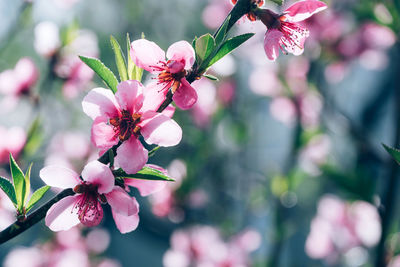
[109,110,141,142]
[151,60,186,93]
[73,183,104,227]
[278,19,309,50]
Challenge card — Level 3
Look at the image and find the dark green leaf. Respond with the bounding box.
[0,176,17,207]
[270,0,284,5]
[383,143,400,164]
[79,56,119,93]
[204,73,219,81]
[23,163,32,205]
[195,34,216,66]
[110,35,128,81]
[9,154,26,211]
[207,33,254,68]
[114,166,174,181]
[148,146,160,157]
[214,15,230,46]
[26,186,50,212]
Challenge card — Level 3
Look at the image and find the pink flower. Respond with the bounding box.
[0,126,26,164]
[40,160,140,233]
[256,0,327,60]
[82,80,182,174]
[130,39,197,110]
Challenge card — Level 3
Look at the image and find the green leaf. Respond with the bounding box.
[270,0,284,5]
[383,143,400,164]
[126,33,144,82]
[23,117,43,157]
[207,33,254,68]
[26,186,50,212]
[195,33,216,66]
[214,15,230,46]
[114,166,174,181]
[110,35,128,82]
[79,56,119,93]
[0,176,17,207]
[204,73,219,81]
[23,163,32,205]
[9,154,26,211]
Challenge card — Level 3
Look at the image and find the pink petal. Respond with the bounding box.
[45,195,80,231]
[264,30,283,61]
[140,111,182,146]
[125,179,167,197]
[284,0,328,23]
[141,81,167,112]
[172,78,198,110]
[282,34,307,56]
[115,80,144,114]
[81,161,114,194]
[162,105,175,118]
[111,203,140,234]
[166,41,195,70]
[105,186,138,216]
[114,138,148,174]
[91,116,119,150]
[82,88,120,120]
[40,166,80,189]
[130,39,166,72]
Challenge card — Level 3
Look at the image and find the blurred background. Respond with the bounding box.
[0,0,399,266]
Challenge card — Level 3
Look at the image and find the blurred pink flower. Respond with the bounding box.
[191,78,218,128]
[34,21,61,58]
[270,97,297,125]
[305,195,381,262]
[257,0,327,60]
[130,39,197,109]
[202,0,232,29]
[82,80,182,174]
[217,79,236,106]
[40,160,139,233]
[0,126,26,164]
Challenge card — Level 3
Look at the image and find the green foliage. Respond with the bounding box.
[382,143,400,164]
[9,154,26,212]
[126,33,143,82]
[26,186,50,212]
[195,33,216,67]
[148,146,160,157]
[110,35,128,82]
[114,166,174,181]
[214,15,230,46]
[270,0,284,5]
[204,73,219,81]
[79,56,119,93]
[23,164,32,206]
[0,177,17,207]
[23,117,43,157]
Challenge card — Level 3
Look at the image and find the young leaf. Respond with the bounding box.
[113,166,174,181]
[204,73,219,81]
[207,33,254,68]
[23,117,43,157]
[126,33,144,82]
[79,56,119,93]
[195,34,216,66]
[9,154,26,211]
[23,163,32,206]
[26,186,50,212]
[214,15,231,46]
[270,0,284,5]
[110,35,128,81]
[383,143,400,164]
[148,146,160,157]
[0,176,17,207]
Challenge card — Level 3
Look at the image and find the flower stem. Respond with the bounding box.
[0,189,74,245]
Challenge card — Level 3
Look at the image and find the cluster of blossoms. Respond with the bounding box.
[305,195,381,265]
[3,227,121,267]
[163,226,261,267]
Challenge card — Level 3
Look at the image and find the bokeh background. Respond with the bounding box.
[0,0,399,266]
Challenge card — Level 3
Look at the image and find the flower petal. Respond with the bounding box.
[166,41,195,70]
[172,78,198,110]
[125,179,167,197]
[140,111,182,146]
[91,116,119,150]
[82,88,120,120]
[284,0,328,23]
[130,39,165,72]
[114,138,148,174]
[111,203,140,234]
[264,30,283,61]
[40,165,79,189]
[45,195,80,231]
[162,105,175,118]
[81,160,114,194]
[106,186,138,216]
[141,81,167,112]
[115,80,144,114]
